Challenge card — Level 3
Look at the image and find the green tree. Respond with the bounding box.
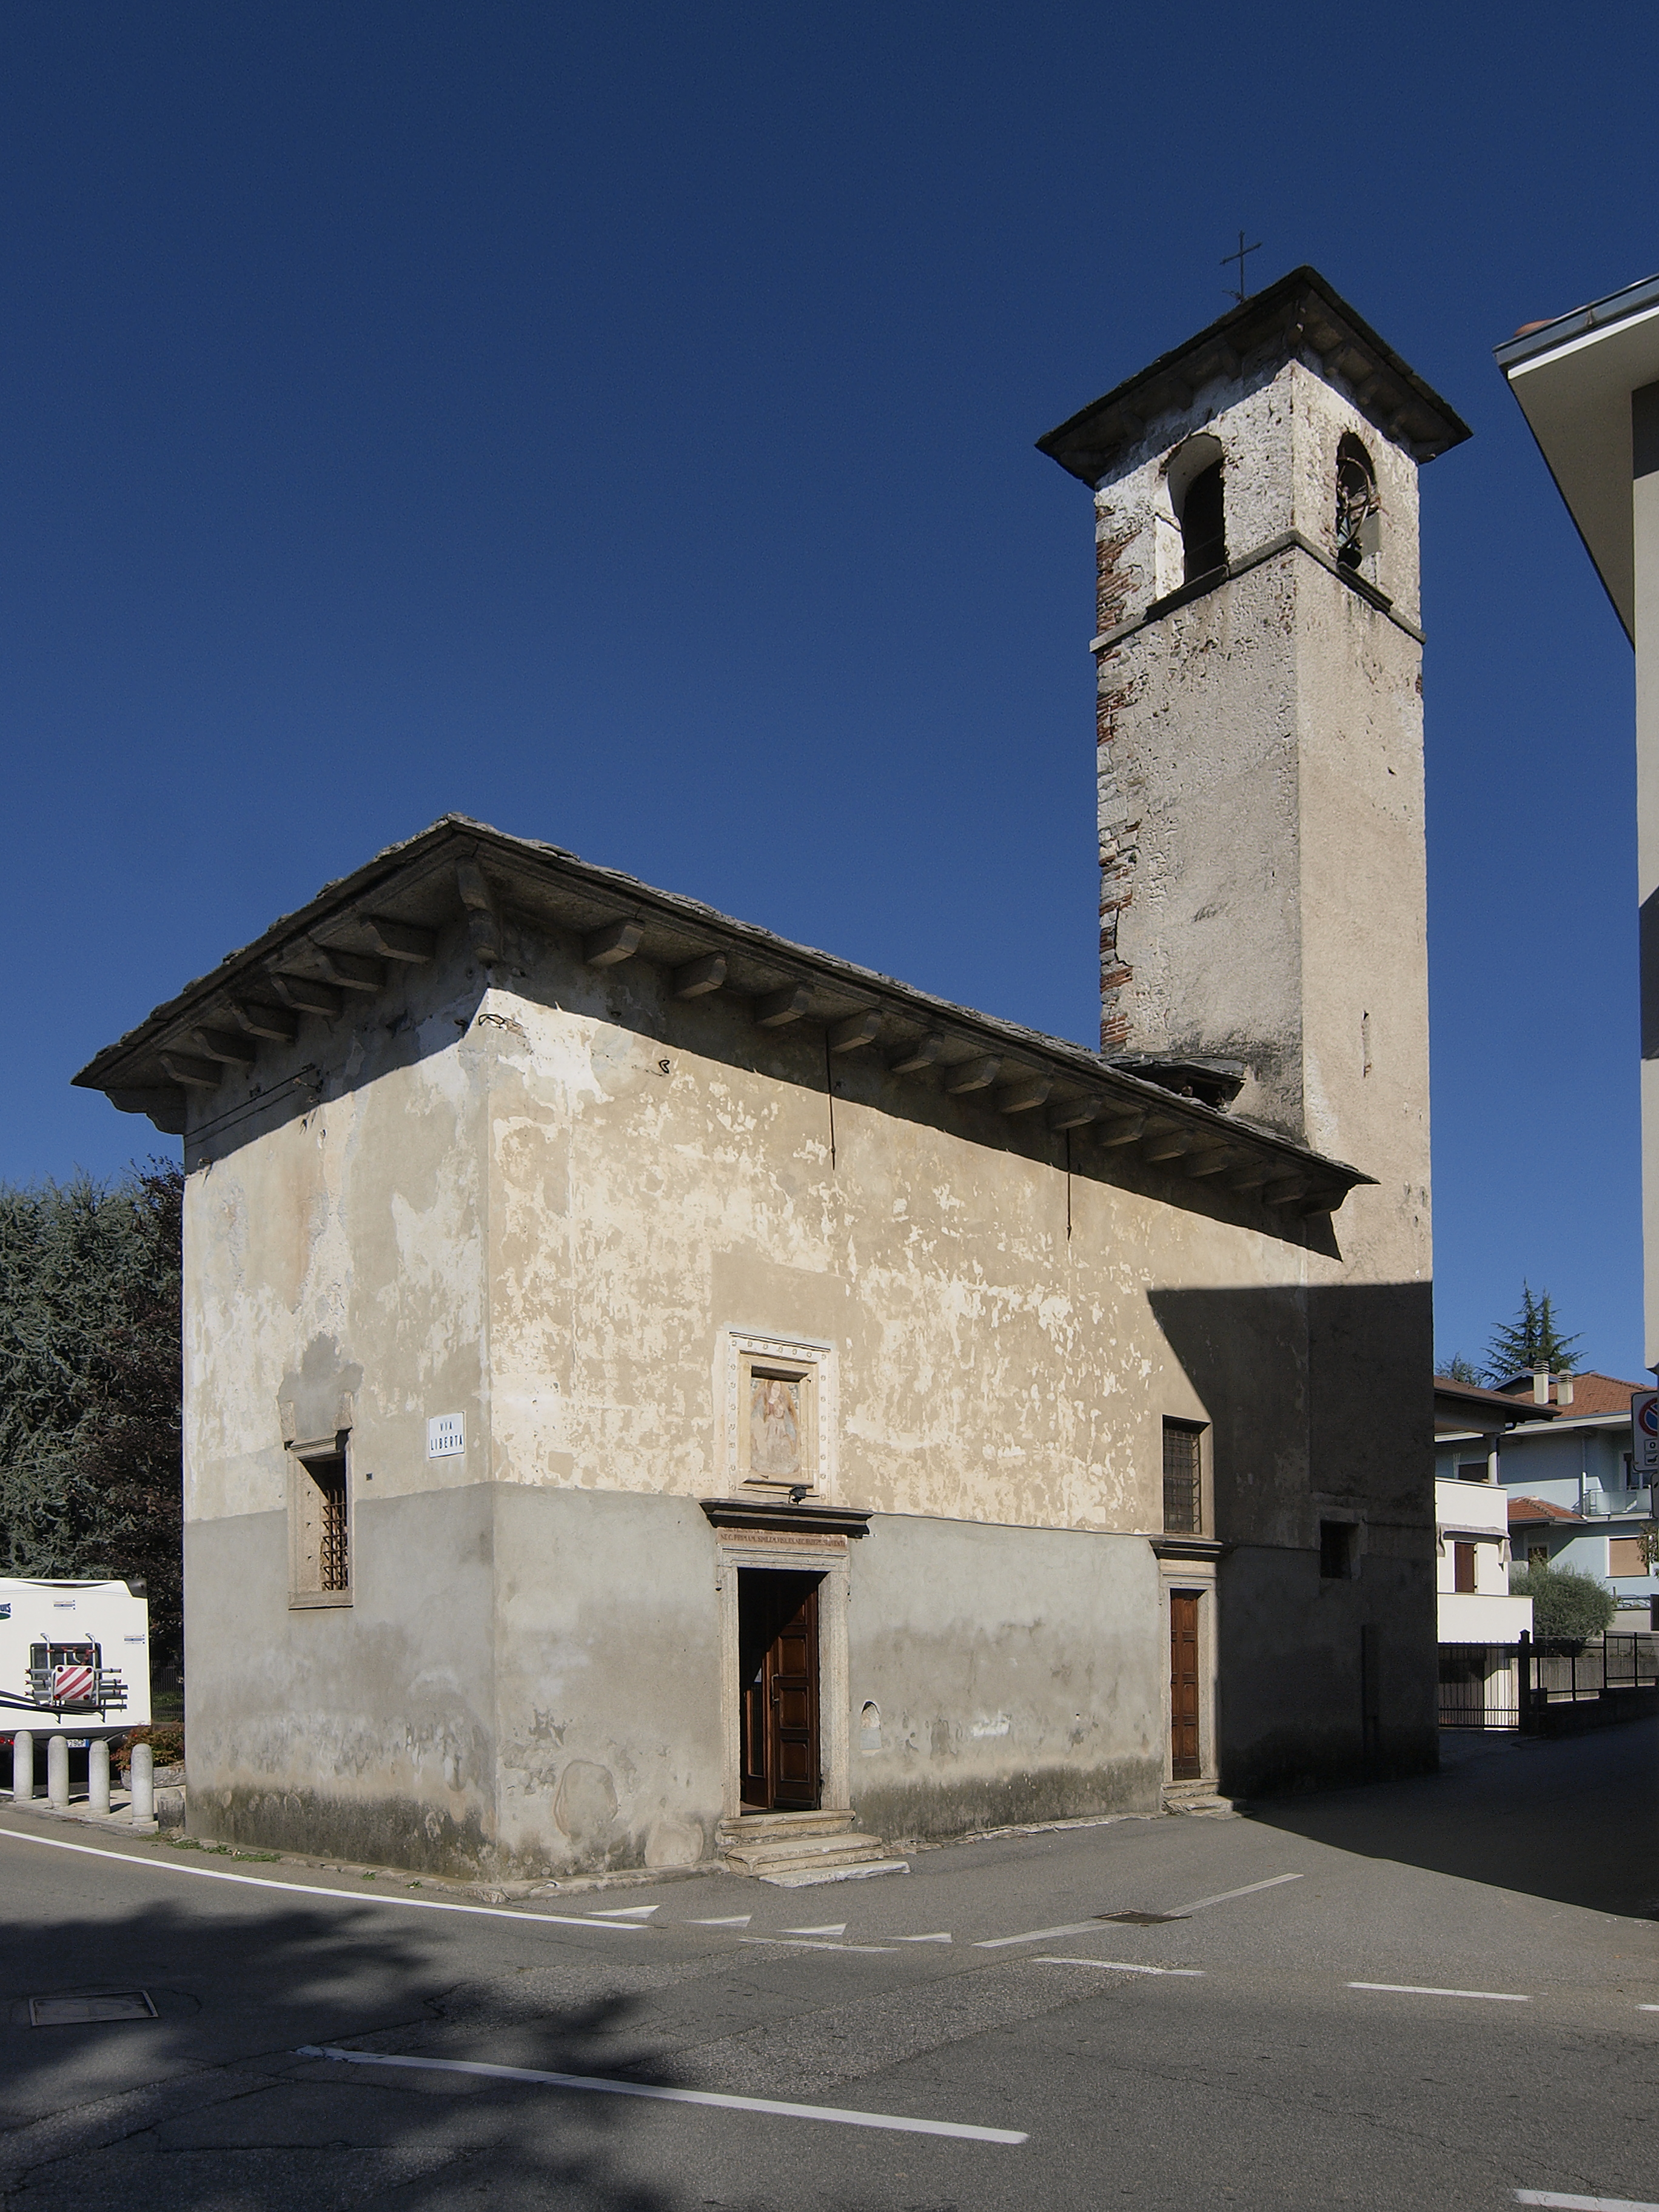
[1508,1561,1617,1647]
[0,1162,183,1666]
[1438,1353,1481,1384]
[1484,1282,1582,1386]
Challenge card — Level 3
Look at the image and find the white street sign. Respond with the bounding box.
[427,1412,466,1460]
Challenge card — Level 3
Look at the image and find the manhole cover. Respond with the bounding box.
[29,1991,158,2027]
[1094,1911,1189,1926]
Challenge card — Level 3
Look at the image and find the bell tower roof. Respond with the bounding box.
[1037,265,1470,487]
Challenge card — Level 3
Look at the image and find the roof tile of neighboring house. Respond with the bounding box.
[1494,1370,1647,1417]
[1507,1496,1586,1526]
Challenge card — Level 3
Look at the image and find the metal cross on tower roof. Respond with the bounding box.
[1222,230,1262,307]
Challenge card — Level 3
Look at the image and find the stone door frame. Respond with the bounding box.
[714,1530,850,1819]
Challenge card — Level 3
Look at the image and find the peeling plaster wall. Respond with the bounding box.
[181,937,504,1869]
[181,879,1433,1870]
[475,951,1292,1532]
[1091,355,1426,1188]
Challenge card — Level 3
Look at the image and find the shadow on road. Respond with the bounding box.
[0,1870,695,2210]
[1242,1717,1659,1921]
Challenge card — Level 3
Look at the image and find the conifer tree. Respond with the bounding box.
[1483,1282,1582,1385]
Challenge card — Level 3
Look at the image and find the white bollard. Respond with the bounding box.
[130,1741,154,1826]
[10,1729,32,1801]
[47,1734,69,1810]
[90,1738,110,1816]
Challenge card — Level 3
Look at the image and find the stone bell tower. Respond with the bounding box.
[1039,267,1469,1281]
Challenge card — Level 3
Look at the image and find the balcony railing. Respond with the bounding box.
[1581,1487,1654,1518]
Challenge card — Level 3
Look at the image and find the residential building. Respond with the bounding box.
[1498,286,1659,1377]
[1459,1372,1659,1615]
[1432,1376,1546,1642]
[76,270,1466,1877]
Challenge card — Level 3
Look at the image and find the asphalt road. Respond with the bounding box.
[0,1721,1654,2211]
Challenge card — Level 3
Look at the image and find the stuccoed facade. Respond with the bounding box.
[79,269,1468,1877]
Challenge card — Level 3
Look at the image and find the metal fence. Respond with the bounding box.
[1532,1632,1658,1702]
[1438,1643,1521,1730]
[1439,1633,1658,1731]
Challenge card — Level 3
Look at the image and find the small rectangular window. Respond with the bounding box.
[1527,1543,1549,1570]
[1162,1421,1204,1535]
[1456,1461,1487,1483]
[1319,1521,1355,1580]
[1609,1537,1647,1577]
[1453,1540,1476,1594]
[290,1450,350,1606]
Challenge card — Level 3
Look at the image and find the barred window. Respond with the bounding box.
[1162,1421,1204,1536]
[290,1449,350,1606]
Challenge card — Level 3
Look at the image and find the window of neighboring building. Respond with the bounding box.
[289,1447,350,1607]
[1609,1537,1648,1577]
[1162,1420,1204,1535]
[1453,1541,1476,1594]
[1456,1460,1487,1483]
[1526,1543,1549,1570]
[1319,1521,1355,1580]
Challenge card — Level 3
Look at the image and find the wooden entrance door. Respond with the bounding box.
[1170,1590,1201,1780]
[739,1571,822,1811]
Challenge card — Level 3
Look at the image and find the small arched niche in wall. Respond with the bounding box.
[859,1700,881,1752]
[1335,434,1381,575]
[1164,432,1227,588]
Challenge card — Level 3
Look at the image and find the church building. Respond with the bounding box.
[78,268,1469,1880]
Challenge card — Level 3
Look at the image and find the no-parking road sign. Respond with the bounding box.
[1631,1390,1659,1476]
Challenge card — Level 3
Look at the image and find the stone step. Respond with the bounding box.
[1162,1780,1241,1818]
[716,1808,859,1846]
[759,1858,911,1889]
[720,1831,890,1876]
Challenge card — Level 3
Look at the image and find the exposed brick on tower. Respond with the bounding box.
[1094,521,1140,1051]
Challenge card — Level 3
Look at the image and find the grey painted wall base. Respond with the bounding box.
[185,1486,1432,1871]
[186,1490,1179,1873]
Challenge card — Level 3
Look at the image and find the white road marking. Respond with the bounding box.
[586,1904,659,1919]
[1033,1956,1203,1977]
[689,1914,752,1927]
[785,1922,846,1936]
[740,1936,898,1954]
[977,1872,1303,1949]
[294,2045,1028,2142]
[0,1827,645,1933]
[897,1932,953,1943]
[1177,1873,1304,1912]
[1515,2193,1659,2210]
[1639,2005,1659,2013]
[974,1921,1104,1949]
[1347,1982,1529,2003]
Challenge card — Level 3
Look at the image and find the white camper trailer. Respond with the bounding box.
[0,1579,152,1743]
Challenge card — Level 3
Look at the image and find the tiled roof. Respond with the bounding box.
[1507,1496,1584,1526]
[1493,1370,1647,1418]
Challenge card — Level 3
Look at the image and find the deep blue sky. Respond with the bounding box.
[1,4,1651,1377]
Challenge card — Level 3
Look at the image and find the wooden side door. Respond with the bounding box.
[1170,1590,1201,1780]
[738,1572,822,1811]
